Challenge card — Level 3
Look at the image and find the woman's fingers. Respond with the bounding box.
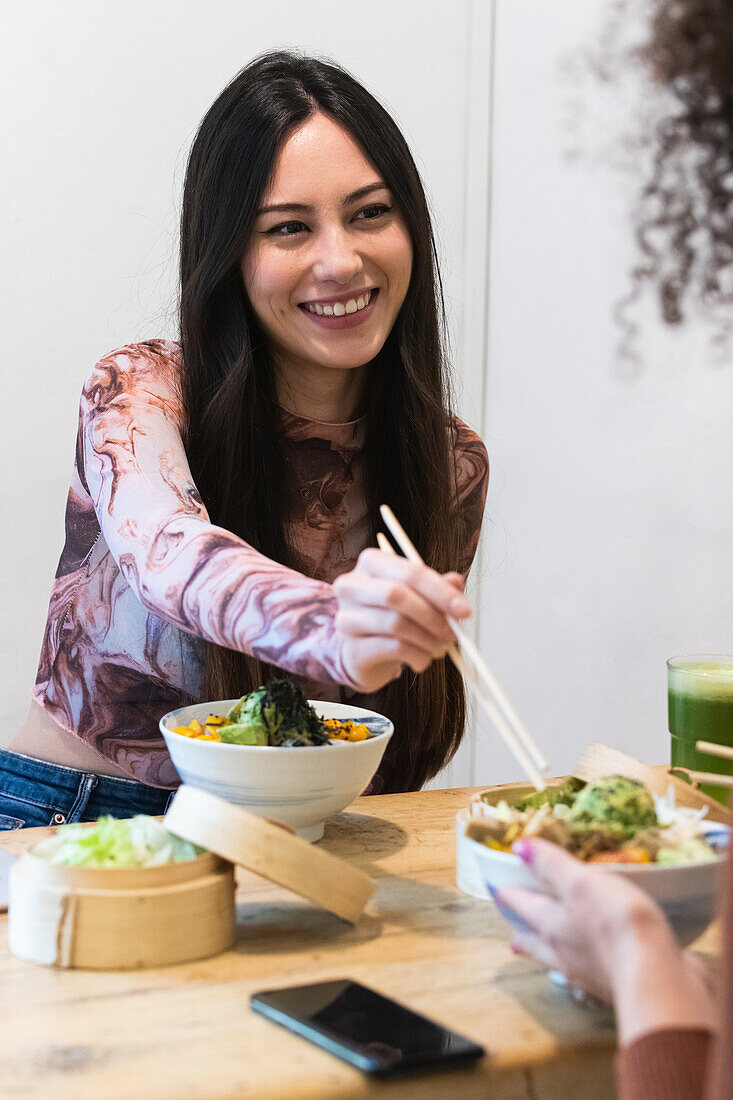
[510,931,562,974]
[334,571,457,645]
[332,550,472,690]
[355,548,472,620]
[335,607,450,658]
[499,885,561,937]
[512,838,586,900]
[340,634,435,682]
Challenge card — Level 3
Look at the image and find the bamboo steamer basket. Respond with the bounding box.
[9,786,374,970]
[9,849,235,970]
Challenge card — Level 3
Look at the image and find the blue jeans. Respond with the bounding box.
[0,749,175,830]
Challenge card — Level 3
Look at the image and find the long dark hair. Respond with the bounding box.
[178,51,468,792]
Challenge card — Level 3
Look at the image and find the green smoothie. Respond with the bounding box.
[668,657,733,804]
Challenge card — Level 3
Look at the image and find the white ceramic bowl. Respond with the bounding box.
[160,699,393,842]
[460,813,729,948]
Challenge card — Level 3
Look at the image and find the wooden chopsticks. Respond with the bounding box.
[682,740,733,789]
[696,740,733,762]
[377,504,548,791]
[676,769,733,790]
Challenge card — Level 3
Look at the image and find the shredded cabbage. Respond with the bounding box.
[32,815,203,868]
[657,838,717,866]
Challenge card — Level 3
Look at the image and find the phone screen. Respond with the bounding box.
[250,979,485,1077]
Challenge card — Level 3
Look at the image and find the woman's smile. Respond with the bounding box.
[298,288,379,328]
[241,112,412,387]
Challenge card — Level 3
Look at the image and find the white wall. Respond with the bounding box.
[0,0,492,744]
[466,0,733,788]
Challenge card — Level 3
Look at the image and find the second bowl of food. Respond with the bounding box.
[460,775,729,947]
[160,679,393,841]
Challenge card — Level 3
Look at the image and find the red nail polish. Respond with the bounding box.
[513,839,536,865]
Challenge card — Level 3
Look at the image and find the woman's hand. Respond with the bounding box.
[501,838,671,1002]
[500,838,716,1044]
[332,547,471,693]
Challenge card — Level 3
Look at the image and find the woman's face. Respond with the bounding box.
[241,112,413,378]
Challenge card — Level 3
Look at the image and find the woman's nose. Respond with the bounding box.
[311,228,363,285]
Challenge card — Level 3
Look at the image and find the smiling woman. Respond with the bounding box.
[1,51,489,827]
[241,113,413,418]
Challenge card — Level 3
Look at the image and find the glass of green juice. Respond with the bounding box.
[668,655,733,805]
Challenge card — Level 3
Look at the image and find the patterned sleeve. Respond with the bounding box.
[451,418,490,577]
[79,343,358,687]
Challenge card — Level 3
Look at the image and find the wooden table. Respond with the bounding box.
[0,785,696,1099]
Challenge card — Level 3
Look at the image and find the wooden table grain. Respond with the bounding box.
[0,785,683,1099]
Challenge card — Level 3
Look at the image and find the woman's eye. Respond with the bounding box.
[267,221,308,237]
[355,204,392,222]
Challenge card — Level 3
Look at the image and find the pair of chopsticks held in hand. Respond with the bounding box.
[378,505,549,791]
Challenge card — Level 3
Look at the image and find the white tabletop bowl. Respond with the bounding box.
[160,699,393,842]
[459,810,729,948]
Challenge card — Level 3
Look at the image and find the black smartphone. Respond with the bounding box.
[250,978,485,1078]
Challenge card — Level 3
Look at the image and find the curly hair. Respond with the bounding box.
[632,0,733,332]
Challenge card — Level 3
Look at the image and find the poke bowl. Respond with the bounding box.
[459,776,729,948]
[160,682,393,841]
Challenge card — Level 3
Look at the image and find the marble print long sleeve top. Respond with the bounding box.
[33,341,490,787]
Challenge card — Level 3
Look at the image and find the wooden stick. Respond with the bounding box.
[378,532,464,675]
[377,507,548,791]
[377,535,545,787]
[379,509,548,775]
[681,769,733,790]
[696,740,733,762]
[377,532,483,697]
[378,508,547,776]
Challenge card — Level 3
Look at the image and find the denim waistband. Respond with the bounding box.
[0,748,175,827]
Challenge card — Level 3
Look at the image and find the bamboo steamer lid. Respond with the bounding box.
[9,849,235,970]
[164,786,374,923]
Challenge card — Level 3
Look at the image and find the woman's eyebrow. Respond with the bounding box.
[257,181,389,216]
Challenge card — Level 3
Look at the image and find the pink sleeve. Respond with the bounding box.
[616,1027,712,1099]
[80,344,358,688]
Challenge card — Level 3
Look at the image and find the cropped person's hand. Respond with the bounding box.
[500,838,716,1044]
[332,547,471,693]
[500,838,669,1002]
